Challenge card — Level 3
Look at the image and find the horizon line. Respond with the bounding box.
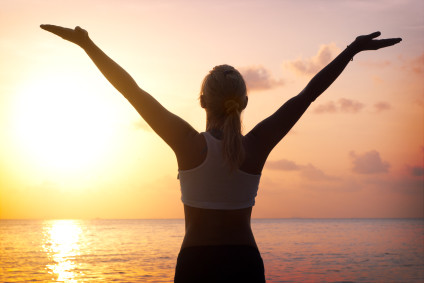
[1,217,423,221]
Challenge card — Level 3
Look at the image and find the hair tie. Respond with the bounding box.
[224,100,240,114]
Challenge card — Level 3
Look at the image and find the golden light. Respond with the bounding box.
[43,220,83,282]
[10,73,118,174]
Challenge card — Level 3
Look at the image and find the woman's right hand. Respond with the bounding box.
[40,25,90,47]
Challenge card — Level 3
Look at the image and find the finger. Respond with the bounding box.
[40,25,73,37]
[371,38,402,49]
[390,38,402,44]
[40,24,72,33]
[40,24,62,32]
[379,38,402,46]
[367,31,381,39]
[75,26,86,34]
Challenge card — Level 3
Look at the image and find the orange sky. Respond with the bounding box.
[1,0,423,219]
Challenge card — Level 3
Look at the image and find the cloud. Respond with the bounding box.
[314,101,337,114]
[266,159,300,171]
[405,147,424,177]
[338,98,365,113]
[314,98,365,114]
[300,164,338,181]
[407,165,424,177]
[266,159,337,181]
[239,66,284,91]
[286,43,340,76]
[374,101,391,112]
[350,150,390,174]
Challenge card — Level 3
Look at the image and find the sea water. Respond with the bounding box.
[1,218,423,282]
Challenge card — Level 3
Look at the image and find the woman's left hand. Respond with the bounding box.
[40,25,90,47]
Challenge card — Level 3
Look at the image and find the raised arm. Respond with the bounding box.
[246,32,402,166]
[300,31,401,100]
[40,25,199,156]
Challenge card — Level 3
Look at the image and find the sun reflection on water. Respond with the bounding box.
[43,220,82,282]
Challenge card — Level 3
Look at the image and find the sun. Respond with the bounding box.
[11,74,119,174]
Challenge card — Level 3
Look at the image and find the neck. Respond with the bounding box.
[206,116,224,132]
[207,128,223,139]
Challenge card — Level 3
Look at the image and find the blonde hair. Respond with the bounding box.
[200,65,247,170]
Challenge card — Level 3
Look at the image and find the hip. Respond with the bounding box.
[175,245,266,283]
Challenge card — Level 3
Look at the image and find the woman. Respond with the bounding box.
[40,24,401,282]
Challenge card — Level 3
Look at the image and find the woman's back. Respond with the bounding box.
[178,131,262,249]
[178,132,260,210]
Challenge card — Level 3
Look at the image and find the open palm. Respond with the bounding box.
[40,25,89,46]
[351,31,402,52]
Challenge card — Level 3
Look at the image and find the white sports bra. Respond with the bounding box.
[178,132,261,210]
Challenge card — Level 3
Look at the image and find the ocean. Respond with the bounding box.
[1,218,423,282]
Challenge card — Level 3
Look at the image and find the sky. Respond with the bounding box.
[0,0,423,219]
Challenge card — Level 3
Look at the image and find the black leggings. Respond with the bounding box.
[174,245,266,283]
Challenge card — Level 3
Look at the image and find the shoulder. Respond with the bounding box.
[176,132,207,170]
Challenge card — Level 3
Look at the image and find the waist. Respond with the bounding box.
[175,245,265,283]
[181,205,257,249]
[181,198,256,210]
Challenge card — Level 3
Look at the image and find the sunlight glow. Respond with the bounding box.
[11,74,117,173]
[43,220,82,282]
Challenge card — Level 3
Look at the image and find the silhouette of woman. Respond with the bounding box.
[40,24,401,282]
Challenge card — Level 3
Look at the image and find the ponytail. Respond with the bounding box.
[200,65,247,171]
[222,101,245,171]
